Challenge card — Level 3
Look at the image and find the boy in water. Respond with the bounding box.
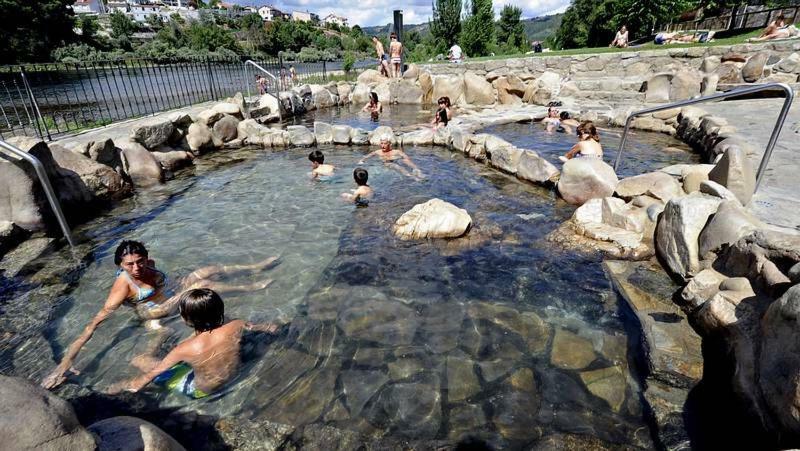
[308,150,335,178]
[108,288,280,398]
[341,168,373,206]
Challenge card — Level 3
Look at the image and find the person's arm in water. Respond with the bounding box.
[358,150,380,164]
[111,340,191,394]
[42,277,130,389]
[245,322,281,333]
[397,149,423,176]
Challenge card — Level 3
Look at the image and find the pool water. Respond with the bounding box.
[0,106,698,448]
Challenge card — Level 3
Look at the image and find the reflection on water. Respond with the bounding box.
[0,106,693,448]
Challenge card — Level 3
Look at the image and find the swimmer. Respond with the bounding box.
[362,92,383,115]
[558,111,580,134]
[107,289,281,398]
[308,150,335,178]
[542,105,561,132]
[41,241,279,390]
[358,138,423,179]
[431,96,452,129]
[560,121,603,162]
[340,167,373,206]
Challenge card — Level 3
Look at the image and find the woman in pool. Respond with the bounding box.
[41,240,279,389]
[559,121,603,162]
[362,92,383,115]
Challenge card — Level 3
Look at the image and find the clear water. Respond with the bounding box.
[482,122,700,178]
[0,106,699,448]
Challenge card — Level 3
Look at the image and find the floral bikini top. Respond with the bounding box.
[116,268,168,302]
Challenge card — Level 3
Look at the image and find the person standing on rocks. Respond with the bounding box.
[389,32,403,78]
[372,36,390,77]
[41,240,280,390]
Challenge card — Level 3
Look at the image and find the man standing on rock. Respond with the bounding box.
[372,36,390,77]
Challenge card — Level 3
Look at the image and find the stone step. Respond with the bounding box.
[571,78,645,92]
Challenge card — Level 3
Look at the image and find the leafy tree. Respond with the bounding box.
[110,10,138,39]
[0,0,77,64]
[430,0,462,51]
[460,0,495,57]
[350,24,364,37]
[185,20,240,53]
[343,51,356,72]
[497,5,528,52]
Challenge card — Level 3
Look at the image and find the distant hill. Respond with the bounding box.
[361,13,562,42]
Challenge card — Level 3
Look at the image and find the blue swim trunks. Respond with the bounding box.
[152,362,208,399]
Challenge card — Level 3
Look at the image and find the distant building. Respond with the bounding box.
[72,0,104,14]
[291,10,319,23]
[129,4,169,22]
[105,0,129,13]
[322,13,348,27]
[257,5,285,22]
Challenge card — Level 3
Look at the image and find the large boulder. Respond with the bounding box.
[337,82,352,104]
[464,72,495,105]
[332,125,352,144]
[715,62,744,84]
[0,137,61,231]
[49,144,131,202]
[152,148,194,172]
[350,127,370,145]
[432,75,465,105]
[186,122,216,154]
[368,126,397,146]
[708,146,756,205]
[249,94,280,121]
[493,76,523,105]
[484,135,521,173]
[313,88,337,109]
[419,71,433,103]
[698,200,764,255]
[357,69,387,85]
[402,129,435,146]
[212,101,242,117]
[776,52,800,74]
[516,150,560,183]
[669,70,702,101]
[759,285,800,435]
[656,193,721,280]
[314,121,333,144]
[396,80,424,104]
[212,114,240,143]
[237,119,273,146]
[287,125,316,147]
[196,109,224,126]
[557,158,619,206]
[0,375,97,450]
[523,71,560,105]
[644,73,672,103]
[351,83,372,105]
[403,64,420,80]
[394,198,472,240]
[119,140,164,187]
[131,119,174,150]
[615,171,683,202]
[742,52,769,83]
[88,416,185,451]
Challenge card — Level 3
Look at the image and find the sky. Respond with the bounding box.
[230,0,571,27]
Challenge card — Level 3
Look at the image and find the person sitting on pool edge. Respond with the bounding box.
[431,96,452,129]
[358,138,424,179]
[341,168,373,206]
[559,121,603,162]
[41,240,279,390]
[107,288,281,398]
[308,150,335,178]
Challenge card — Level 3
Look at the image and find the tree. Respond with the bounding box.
[460,0,495,57]
[497,5,527,52]
[110,10,137,39]
[430,0,462,52]
[0,0,77,64]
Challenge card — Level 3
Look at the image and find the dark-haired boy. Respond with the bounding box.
[341,167,373,206]
[108,288,279,398]
[308,150,335,178]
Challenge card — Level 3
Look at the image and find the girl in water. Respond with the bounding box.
[362,92,383,115]
[559,121,603,162]
[41,240,279,389]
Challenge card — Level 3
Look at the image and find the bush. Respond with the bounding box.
[343,51,355,72]
[51,44,100,62]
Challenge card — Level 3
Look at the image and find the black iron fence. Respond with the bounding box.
[663,4,800,33]
[0,55,368,140]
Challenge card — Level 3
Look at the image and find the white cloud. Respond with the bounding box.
[232,0,571,26]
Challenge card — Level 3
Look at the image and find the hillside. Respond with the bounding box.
[361,13,562,42]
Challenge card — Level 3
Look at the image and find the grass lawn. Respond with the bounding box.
[423,28,769,64]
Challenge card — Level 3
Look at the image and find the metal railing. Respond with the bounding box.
[663,4,800,33]
[0,140,74,247]
[243,60,282,121]
[615,82,794,193]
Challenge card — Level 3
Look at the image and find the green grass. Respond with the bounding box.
[425,28,767,64]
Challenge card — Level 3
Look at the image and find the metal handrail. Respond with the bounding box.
[244,60,283,122]
[0,140,74,247]
[615,82,794,193]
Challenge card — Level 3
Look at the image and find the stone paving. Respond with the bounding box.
[701,98,800,232]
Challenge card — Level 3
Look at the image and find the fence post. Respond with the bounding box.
[206,57,216,101]
[278,54,284,91]
[19,67,49,141]
[323,60,327,82]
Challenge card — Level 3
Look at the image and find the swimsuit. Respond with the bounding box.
[117,268,168,311]
[152,362,209,399]
[391,56,401,64]
[355,194,369,207]
[437,109,448,126]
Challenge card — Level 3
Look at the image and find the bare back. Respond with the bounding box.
[576,140,603,157]
[177,320,245,393]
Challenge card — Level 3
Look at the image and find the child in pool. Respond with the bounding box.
[108,288,280,398]
[309,150,335,178]
[341,168,373,206]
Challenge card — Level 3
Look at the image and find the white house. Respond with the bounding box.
[322,13,348,27]
[105,0,129,13]
[257,5,285,22]
[72,0,104,14]
[129,4,170,22]
[291,10,319,23]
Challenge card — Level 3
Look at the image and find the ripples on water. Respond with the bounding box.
[1,106,699,448]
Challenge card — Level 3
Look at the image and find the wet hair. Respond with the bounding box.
[354,167,369,186]
[559,111,571,120]
[370,92,379,104]
[179,288,225,333]
[390,32,397,39]
[578,121,600,142]
[114,240,148,265]
[308,150,324,164]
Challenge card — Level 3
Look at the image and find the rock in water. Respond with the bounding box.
[557,158,619,206]
[131,119,174,150]
[0,375,97,450]
[119,140,164,187]
[656,192,721,280]
[88,416,185,451]
[550,328,597,370]
[394,199,472,240]
[708,146,756,205]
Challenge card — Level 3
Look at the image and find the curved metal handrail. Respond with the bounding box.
[243,60,282,121]
[0,140,74,247]
[614,82,794,192]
